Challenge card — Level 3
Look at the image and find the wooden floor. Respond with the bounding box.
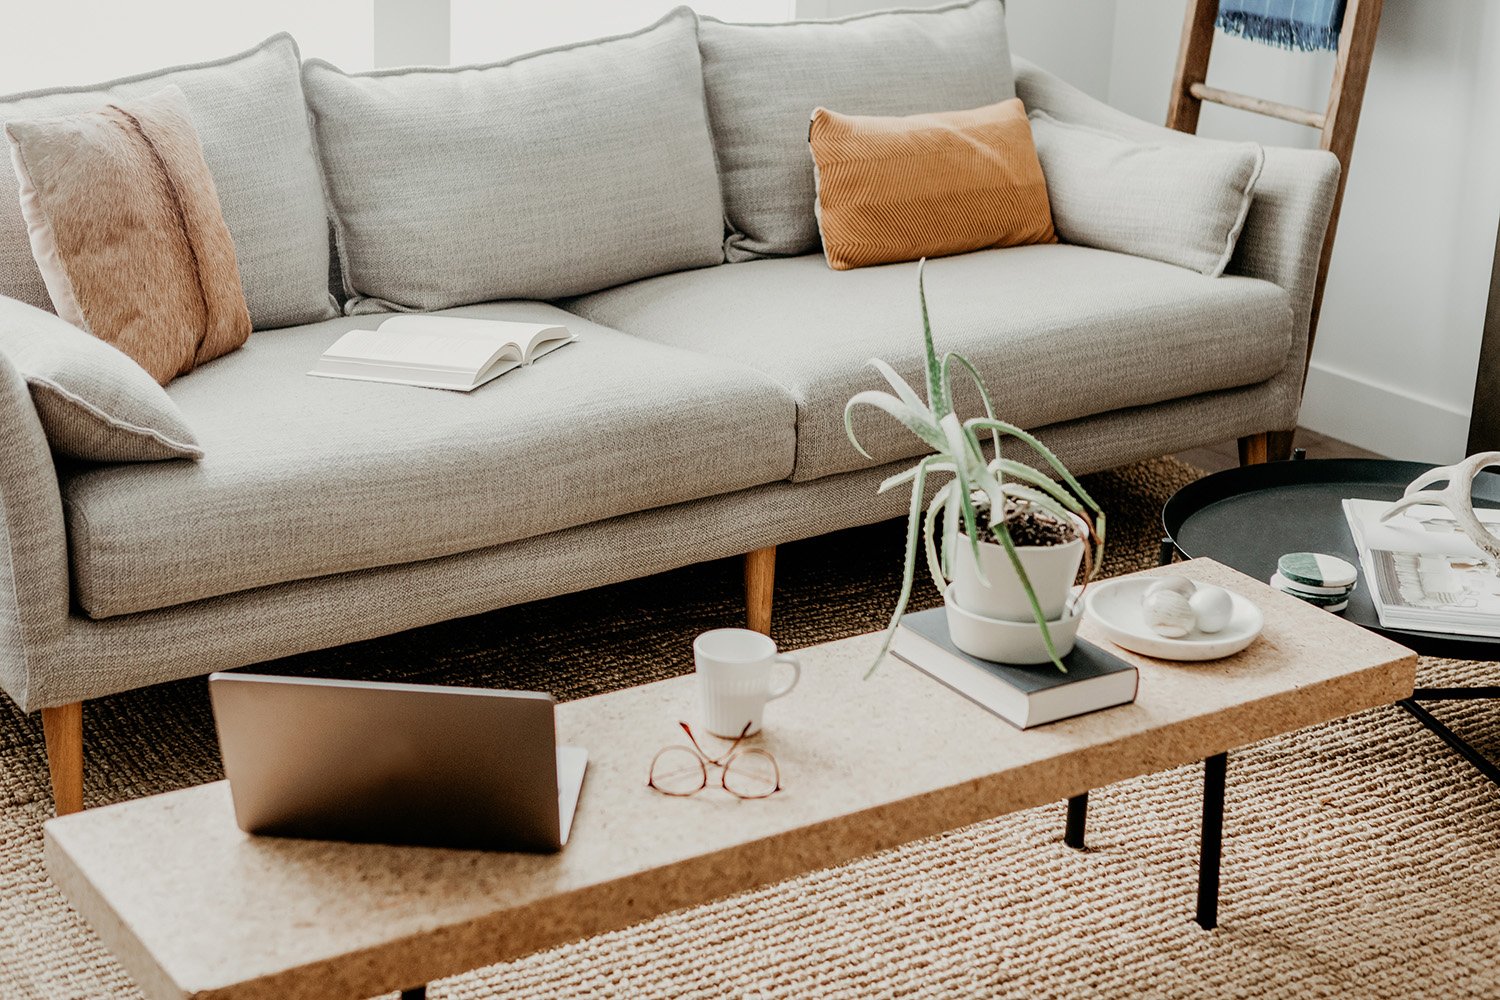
[1174,427,1383,474]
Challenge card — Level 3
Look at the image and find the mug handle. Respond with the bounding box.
[767,653,801,701]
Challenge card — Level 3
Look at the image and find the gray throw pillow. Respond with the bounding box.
[0,34,338,330]
[303,8,725,313]
[0,296,201,461]
[1028,111,1265,277]
[698,0,1015,262]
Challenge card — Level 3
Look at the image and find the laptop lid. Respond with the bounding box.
[210,673,570,853]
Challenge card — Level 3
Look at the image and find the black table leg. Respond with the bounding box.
[401,987,427,1000]
[1401,697,1500,787]
[1064,792,1088,850]
[1197,752,1227,930]
[1159,536,1176,568]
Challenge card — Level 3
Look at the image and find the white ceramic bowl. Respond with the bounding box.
[943,585,1082,664]
[1084,578,1263,662]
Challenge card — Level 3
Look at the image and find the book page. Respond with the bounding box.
[320,328,514,374]
[377,315,569,359]
[518,324,572,362]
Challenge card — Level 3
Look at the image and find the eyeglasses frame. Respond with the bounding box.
[646,720,782,799]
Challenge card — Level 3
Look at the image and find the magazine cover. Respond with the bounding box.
[1344,498,1500,635]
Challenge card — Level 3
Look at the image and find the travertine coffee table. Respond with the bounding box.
[45,560,1414,1000]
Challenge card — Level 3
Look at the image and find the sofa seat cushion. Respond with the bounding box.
[60,303,796,618]
[565,245,1295,482]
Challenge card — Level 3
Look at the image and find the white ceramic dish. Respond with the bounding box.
[943,585,1083,664]
[1084,578,1263,661]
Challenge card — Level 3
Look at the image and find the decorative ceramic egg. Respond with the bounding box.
[1188,585,1233,634]
[1142,589,1195,638]
[1145,575,1196,599]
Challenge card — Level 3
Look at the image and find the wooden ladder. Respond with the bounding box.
[1166,0,1384,367]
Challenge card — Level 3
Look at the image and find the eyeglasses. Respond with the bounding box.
[647,721,782,799]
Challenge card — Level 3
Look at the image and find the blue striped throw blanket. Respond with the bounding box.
[1217,0,1346,52]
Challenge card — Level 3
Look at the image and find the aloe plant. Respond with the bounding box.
[844,259,1106,676]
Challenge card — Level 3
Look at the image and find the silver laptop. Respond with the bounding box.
[209,673,587,853]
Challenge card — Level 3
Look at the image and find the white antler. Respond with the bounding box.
[1380,451,1500,563]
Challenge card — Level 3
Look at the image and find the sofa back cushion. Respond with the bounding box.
[699,0,1015,262]
[0,34,337,331]
[304,8,725,314]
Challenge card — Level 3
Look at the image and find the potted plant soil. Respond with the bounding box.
[844,260,1105,673]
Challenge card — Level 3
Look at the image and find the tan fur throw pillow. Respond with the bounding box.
[4,86,250,384]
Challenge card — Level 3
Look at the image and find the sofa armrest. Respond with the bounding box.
[1014,57,1341,352]
[0,347,68,711]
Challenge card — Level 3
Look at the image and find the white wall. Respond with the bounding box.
[448,1,791,64]
[0,1,374,91]
[800,0,1114,100]
[1302,2,1500,462]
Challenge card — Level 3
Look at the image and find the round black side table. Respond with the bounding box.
[1162,454,1500,786]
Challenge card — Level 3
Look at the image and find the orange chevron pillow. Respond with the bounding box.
[809,98,1055,271]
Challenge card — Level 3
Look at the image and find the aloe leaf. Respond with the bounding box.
[940,476,961,578]
[868,358,933,422]
[938,414,988,583]
[924,482,952,594]
[992,460,1087,515]
[941,352,1000,462]
[867,457,933,677]
[880,460,956,495]
[845,390,945,457]
[878,467,918,495]
[956,467,985,583]
[916,259,948,418]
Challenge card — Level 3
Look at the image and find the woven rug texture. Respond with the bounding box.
[0,457,1496,999]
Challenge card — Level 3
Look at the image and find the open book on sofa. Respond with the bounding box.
[308,316,575,391]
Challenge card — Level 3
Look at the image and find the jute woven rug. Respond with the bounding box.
[2,458,1497,999]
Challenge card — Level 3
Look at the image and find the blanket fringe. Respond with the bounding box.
[1216,11,1342,52]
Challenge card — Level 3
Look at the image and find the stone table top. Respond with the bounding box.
[45,559,1416,1000]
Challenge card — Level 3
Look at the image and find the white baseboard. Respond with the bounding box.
[1299,362,1472,463]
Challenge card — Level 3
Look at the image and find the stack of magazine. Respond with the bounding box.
[1342,497,1500,636]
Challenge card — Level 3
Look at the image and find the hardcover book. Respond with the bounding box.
[889,607,1139,729]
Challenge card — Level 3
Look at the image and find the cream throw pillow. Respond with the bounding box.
[0,295,202,461]
[1028,110,1264,277]
[5,86,250,384]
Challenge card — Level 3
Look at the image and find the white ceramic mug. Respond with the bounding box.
[693,628,801,738]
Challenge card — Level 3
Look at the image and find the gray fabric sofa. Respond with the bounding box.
[0,3,1339,813]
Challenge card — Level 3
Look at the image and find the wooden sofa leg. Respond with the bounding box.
[1237,431,1295,466]
[744,546,776,636]
[41,702,83,816]
[1238,433,1269,465]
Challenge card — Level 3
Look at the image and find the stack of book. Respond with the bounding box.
[889,608,1139,730]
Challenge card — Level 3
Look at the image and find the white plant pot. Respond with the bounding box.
[950,523,1085,622]
[943,585,1081,664]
